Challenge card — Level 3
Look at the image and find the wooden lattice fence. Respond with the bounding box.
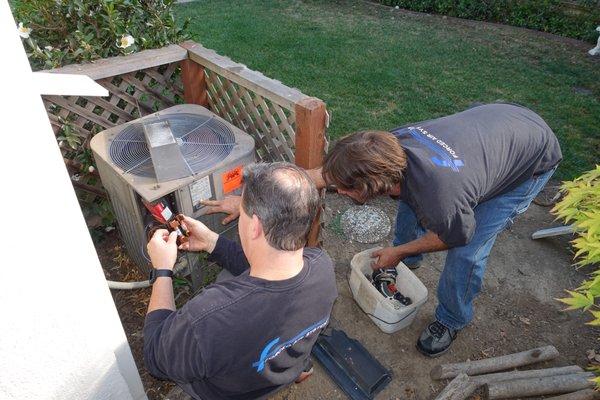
[41,41,327,244]
[204,69,296,162]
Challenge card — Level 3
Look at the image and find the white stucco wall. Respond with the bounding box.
[0,2,147,399]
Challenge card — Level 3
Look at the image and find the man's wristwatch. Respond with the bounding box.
[149,269,174,284]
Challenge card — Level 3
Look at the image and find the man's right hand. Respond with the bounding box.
[179,215,219,253]
[147,229,178,270]
[200,196,241,225]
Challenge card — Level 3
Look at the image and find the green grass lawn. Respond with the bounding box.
[175,0,600,180]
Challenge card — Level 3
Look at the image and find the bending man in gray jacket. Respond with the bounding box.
[204,103,561,357]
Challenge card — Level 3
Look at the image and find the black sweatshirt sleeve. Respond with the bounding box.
[208,235,250,276]
[143,309,205,382]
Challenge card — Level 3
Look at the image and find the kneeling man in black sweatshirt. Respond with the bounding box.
[143,162,337,400]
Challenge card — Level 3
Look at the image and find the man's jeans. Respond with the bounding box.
[393,167,556,330]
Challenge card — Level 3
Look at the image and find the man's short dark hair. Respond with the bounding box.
[241,162,320,251]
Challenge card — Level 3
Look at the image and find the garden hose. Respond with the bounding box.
[106,279,151,290]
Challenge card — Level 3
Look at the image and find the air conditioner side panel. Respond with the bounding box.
[95,156,149,272]
[110,191,148,271]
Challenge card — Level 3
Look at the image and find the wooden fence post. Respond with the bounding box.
[295,97,327,247]
[180,58,209,108]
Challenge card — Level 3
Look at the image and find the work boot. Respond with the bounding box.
[416,320,457,357]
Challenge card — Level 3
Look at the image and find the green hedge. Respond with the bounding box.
[379,0,600,42]
[11,0,187,70]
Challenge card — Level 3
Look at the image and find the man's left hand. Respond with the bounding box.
[371,246,405,270]
[200,196,241,225]
[147,229,178,270]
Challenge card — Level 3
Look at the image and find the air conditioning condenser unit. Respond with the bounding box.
[90,104,255,278]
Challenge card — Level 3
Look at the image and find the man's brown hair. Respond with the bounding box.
[322,131,407,201]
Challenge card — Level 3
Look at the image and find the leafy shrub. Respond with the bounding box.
[12,0,188,70]
[379,0,600,42]
[554,165,600,269]
[555,166,600,384]
[11,0,188,235]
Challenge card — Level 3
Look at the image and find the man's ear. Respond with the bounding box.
[251,214,263,240]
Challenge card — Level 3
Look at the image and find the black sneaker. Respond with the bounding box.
[416,320,457,358]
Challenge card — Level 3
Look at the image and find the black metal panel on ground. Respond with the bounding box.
[312,328,392,400]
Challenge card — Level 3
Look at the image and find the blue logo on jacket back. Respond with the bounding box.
[393,127,464,172]
[252,317,329,373]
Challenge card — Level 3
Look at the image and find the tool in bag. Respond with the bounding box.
[372,268,412,306]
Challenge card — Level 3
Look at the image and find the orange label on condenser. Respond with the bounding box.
[222,166,243,194]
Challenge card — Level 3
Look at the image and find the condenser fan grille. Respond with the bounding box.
[109,113,235,178]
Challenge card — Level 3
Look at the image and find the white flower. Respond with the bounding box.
[590,26,600,55]
[17,22,31,39]
[44,45,54,51]
[88,165,95,173]
[117,34,135,49]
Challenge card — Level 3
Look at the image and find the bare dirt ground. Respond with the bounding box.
[270,190,598,400]
[100,186,597,400]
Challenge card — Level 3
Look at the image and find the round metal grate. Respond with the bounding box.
[109,113,235,178]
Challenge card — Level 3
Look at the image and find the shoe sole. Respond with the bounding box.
[415,341,451,358]
[294,367,313,384]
